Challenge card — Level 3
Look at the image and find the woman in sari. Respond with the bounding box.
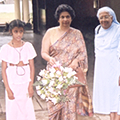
[41,4,93,120]
[93,6,120,120]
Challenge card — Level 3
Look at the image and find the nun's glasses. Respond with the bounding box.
[99,15,112,20]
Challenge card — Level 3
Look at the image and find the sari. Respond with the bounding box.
[47,27,93,120]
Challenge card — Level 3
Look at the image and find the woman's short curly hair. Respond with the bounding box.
[54,4,75,21]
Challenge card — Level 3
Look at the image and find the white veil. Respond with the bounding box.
[97,6,120,25]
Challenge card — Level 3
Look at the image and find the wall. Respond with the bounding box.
[109,0,120,22]
[32,0,120,33]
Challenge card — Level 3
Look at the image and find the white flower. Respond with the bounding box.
[51,98,58,105]
[37,90,41,95]
[63,76,67,79]
[49,67,56,73]
[52,91,58,95]
[37,76,41,81]
[46,86,49,89]
[71,71,77,76]
[46,97,51,101]
[40,94,46,99]
[36,86,41,90]
[49,81,55,87]
[56,61,61,66]
[45,91,50,96]
[56,71,61,76]
[56,84,63,89]
[48,87,54,93]
[58,91,61,95]
[64,79,69,83]
[41,79,48,85]
[64,67,73,73]
[60,66,64,71]
[50,72,54,77]
[67,73,72,78]
[59,76,63,81]
[53,61,61,68]
[39,69,46,76]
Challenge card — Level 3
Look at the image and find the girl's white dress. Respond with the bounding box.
[0,42,37,120]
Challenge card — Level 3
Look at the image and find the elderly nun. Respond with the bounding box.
[93,6,120,120]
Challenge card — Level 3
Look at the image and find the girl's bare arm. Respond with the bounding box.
[2,61,14,99]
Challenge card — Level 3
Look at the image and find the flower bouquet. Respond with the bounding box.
[34,62,83,105]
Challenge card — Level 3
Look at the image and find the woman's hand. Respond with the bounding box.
[49,57,56,66]
[28,83,34,98]
[7,88,15,100]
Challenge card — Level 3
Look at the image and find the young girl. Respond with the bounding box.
[0,19,37,120]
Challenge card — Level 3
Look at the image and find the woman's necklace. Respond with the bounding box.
[12,40,25,76]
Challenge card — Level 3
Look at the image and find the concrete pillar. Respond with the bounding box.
[14,0,20,19]
[23,0,29,23]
